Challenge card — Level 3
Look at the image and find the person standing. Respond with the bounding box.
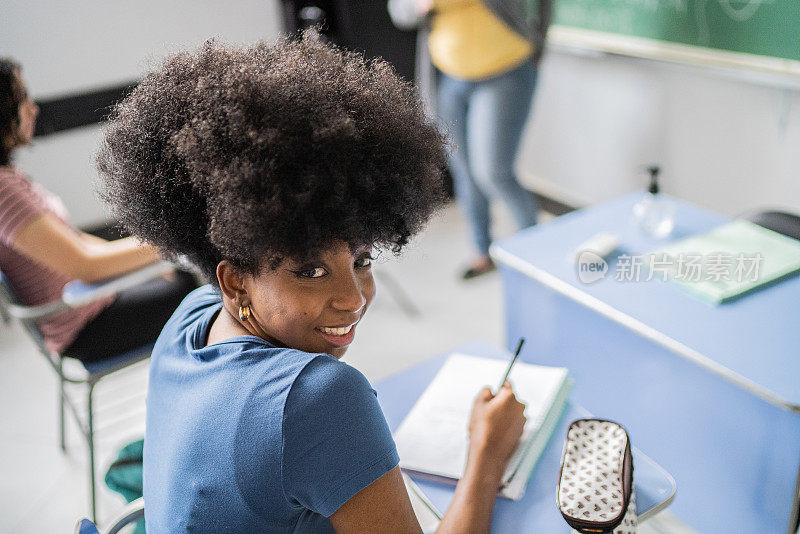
[389,0,552,279]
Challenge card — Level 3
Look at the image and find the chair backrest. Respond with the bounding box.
[745,210,800,242]
[0,268,17,308]
[105,496,145,534]
[73,498,144,534]
[0,267,50,354]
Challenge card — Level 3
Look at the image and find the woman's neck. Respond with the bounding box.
[205,306,252,347]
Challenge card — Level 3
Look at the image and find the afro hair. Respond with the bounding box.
[98,34,447,283]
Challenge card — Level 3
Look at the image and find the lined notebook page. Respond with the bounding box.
[394,353,568,486]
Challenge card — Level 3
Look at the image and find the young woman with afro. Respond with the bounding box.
[98,34,526,533]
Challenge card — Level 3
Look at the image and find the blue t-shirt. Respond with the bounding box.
[144,286,399,533]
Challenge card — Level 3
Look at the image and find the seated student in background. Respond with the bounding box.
[0,58,196,363]
[97,34,527,533]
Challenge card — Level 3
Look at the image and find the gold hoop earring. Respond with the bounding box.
[238,305,251,322]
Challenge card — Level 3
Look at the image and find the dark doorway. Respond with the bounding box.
[280,0,417,83]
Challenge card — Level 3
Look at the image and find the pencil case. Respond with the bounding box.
[557,419,637,534]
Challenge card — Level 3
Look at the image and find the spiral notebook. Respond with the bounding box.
[394,352,571,500]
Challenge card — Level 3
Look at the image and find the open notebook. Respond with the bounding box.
[394,353,571,500]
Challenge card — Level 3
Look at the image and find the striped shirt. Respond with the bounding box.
[0,166,113,353]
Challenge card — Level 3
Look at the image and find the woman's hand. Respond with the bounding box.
[466,382,527,481]
[435,383,527,533]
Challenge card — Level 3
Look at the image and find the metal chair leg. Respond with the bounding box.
[59,359,66,452]
[374,269,422,318]
[87,382,97,521]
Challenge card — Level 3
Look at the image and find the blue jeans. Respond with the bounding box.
[437,61,539,256]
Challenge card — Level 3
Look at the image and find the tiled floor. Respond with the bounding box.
[0,203,695,533]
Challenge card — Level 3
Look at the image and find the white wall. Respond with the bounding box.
[2,0,283,226]
[518,48,800,217]
[2,0,283,99]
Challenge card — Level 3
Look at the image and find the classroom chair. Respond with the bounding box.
[75,497,144,534]
[744,210,800,241]
[0,263,173,520]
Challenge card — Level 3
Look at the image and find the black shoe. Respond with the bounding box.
[461,260,496,280]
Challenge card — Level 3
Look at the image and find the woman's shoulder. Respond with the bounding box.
[279,354,397,518]
[0,166,54,241]
[0,165,24,178]
[0,165,33,194]
[297,354,370,392]
[284,355,375,414]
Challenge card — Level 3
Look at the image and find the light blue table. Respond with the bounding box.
[375,340,676,532]
[491,193,800,533]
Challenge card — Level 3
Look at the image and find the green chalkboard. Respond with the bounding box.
[552,0,800,64]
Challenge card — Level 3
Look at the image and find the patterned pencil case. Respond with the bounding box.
[557,419,636,534]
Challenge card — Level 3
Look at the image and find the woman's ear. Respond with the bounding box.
[216,261,248,305]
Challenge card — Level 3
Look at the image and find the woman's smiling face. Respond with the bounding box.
[240,242,376,359]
